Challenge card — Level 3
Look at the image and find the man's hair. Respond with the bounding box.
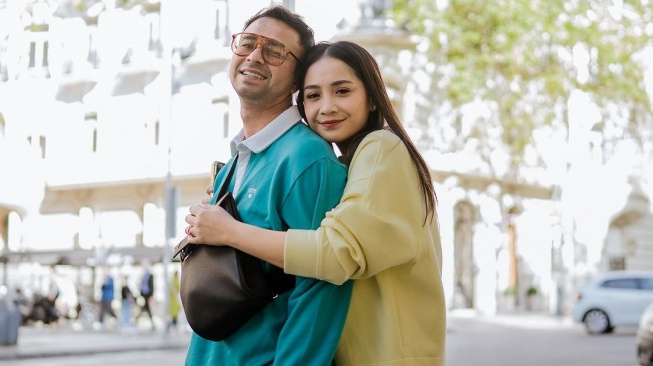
[242,4,315,61]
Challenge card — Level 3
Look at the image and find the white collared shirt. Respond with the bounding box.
[229,106,302,195]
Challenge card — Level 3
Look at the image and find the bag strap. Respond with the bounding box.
[213,155,238,203]
[172,155,238,259]
[173,155,295,294]
[219,156,294,295]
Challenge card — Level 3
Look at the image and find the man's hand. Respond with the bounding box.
[202,184,213,204]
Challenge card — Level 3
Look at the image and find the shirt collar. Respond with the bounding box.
[230,106,302,155]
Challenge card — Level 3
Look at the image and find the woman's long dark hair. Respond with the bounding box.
[295,41,437,224]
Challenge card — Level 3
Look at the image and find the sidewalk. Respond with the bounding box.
[1,310,576,362]
[448,308,578,330]
[0,324,191,362]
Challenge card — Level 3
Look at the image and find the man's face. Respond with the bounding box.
[229,17,302,105]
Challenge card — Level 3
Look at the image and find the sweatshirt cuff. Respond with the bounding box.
[284,229,319,278]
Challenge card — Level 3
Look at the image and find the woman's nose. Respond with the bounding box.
[320,98,338,114]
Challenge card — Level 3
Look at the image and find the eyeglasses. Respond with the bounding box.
[231,32,300,66]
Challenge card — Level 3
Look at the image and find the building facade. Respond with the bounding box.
[1,0,652,315]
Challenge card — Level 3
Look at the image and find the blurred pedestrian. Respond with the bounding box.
[44,265,60,324]
[119,275,135,334]
[136,259,155,329]
[166,270,181,334]
[98,266,117,329]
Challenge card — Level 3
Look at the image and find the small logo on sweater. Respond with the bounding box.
[247,188,256,199]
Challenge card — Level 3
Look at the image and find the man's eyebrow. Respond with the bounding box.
[303,80,354,91]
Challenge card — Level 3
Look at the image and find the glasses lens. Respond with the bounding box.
[231,33,288,66]
[232,33,256,56]
[262,42,287,66]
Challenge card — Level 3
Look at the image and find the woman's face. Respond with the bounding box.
[302,56,370,145]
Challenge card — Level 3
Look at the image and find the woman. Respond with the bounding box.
[166,270,181,333]
[119,275,134,333]
[186,41,446,365]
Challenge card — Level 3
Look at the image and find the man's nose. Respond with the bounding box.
[246,43,266,64]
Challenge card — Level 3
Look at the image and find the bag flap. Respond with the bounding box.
[171,237,189,259]
[171,192,239,260]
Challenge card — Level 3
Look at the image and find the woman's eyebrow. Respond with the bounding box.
[304,79,354,91]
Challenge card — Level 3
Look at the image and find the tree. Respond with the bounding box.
[393,0,653,179]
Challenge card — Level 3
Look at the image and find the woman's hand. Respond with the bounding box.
[184,199,287,268]
[185,204,238,246]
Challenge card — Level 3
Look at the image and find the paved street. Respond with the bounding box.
[447,310,639,366]
[1,310,641,365]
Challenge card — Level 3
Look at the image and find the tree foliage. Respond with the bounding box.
[393,0,653,176]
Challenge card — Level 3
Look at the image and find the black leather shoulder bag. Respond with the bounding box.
[171,158,294,341]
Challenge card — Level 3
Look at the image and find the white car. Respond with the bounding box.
[571,270,653,334]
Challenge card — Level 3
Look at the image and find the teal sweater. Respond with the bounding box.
[186,115,353,365]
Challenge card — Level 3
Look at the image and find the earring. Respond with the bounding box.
[371,106,377,111]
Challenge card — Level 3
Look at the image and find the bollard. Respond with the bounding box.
[0,296,21,345]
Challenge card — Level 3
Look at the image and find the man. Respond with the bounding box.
[98,266,117,329]
[184,5,353,365]
[45,265,60,324]
[136,259,154,329]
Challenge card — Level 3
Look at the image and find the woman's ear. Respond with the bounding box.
[369,99,377,112]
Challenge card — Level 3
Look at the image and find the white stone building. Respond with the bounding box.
[1,0,652,316]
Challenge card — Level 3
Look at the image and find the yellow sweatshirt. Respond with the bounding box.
[285,130,446,366]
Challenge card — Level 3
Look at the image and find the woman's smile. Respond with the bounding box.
[318,119,344,128]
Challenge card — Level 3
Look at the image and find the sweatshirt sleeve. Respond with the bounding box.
[284,131,427,285]
[274,156,352,365]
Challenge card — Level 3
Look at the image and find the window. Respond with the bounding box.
[600,278,639,289]
[639,277,653,290]
[29,39,49,68]
[27,135,46,159]
[608,256,625,270]
[85,112,98,153]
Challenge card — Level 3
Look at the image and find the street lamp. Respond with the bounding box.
[159,0,177,338]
